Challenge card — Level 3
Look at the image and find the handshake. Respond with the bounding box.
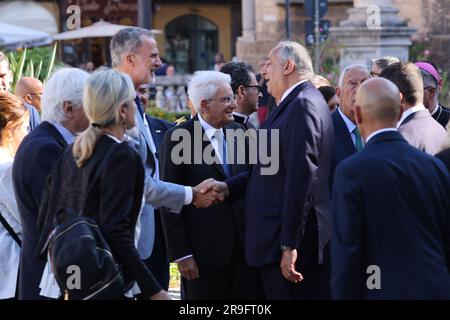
[191,178,230,208]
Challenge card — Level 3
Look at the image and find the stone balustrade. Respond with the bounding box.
[150,74,191,113]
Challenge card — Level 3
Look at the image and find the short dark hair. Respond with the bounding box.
[379,62,423,106]
[318,86,336,103]
[220,61,254,94]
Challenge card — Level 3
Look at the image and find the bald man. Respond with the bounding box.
[15,77,42,131]
[331,78,450,299]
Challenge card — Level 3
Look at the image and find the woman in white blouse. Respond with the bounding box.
[0,92,30,299]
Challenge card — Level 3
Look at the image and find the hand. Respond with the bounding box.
[192,178,229,208]
[280,248,303,283]
[150,289,172,300]
[178,256,199,281]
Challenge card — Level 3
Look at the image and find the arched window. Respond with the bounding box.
[165,15,218,73]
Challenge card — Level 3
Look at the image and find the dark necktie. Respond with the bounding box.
[353,127,364,152]
[135,95,144,119]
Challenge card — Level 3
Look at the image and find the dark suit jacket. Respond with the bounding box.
[227,80,334,267]
[432,104,450,129]
[398,109,447,155]
[330,109,356,189]
[332,131,450,299]
[36,135,161,298]
[159,116,250,269]
[146,115,174,155]
[12,121,67,300]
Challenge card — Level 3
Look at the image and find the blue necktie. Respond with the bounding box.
[216,131,231,177]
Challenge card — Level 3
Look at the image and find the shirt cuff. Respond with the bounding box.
[174,254,193,263]
[184,186,193,205]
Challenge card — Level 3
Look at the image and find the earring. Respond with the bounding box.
[123,119,128,141]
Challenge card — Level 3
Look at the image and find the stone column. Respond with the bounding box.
[330,0,416,72]
[242,0,256,40]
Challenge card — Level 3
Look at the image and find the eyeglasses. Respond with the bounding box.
[208,95,236,106]
[370,72,380,77]
[245,85,262,94]
[28,93,42,97]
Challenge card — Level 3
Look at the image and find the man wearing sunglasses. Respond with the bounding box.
[221,61,262,130]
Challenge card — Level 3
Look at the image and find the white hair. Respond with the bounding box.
[41,68,89,124]
[274,41,314,78]
[110,27,154,68]
[187,71,231,113]
[338,64,369,88]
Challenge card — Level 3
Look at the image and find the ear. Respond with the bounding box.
[23,94,32,104]
[200,99,209,114]
[283,59,295,75]
[119,103,127,121]
[430,86,437,100]
[63,101,75,119]
[125,54,135,68]
[335,87,341,99]
[237,85,245,98]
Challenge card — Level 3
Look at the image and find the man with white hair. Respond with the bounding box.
[330,65,371,187]
[110,28,220,292]
[159,71,260,299]
[12,68,90,299]
[203,41,334,299]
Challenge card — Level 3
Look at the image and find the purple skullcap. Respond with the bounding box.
[415,62,441,85]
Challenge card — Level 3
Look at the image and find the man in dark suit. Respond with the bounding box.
[330,65,371,187]
[220,61,262,130]
[159,70,259,299]
[380,62,446,155]
[12,68,90,299]
[416,61,450,129]
[331,77,450,299]
[206,41,334,299]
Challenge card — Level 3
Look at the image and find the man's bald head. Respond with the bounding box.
[15,77,44,111]
[355,78,402,139]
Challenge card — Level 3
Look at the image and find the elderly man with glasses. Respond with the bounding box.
[159,70,258,299]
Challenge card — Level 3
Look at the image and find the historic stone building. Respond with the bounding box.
[1,0,448,72]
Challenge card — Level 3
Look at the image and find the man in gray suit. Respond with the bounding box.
[380,62,447,155]
[110,28,220,291]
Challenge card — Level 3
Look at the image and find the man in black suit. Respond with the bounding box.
[330,65,371,187]
[220,61,262,130]
[331,77,450,299]
[416,61,450,129]
[380,62,447,155]
[159,70,259,299]
[206,41,334,299]
[12,68,90,299]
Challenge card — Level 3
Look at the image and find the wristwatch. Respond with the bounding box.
[280,245,293,252]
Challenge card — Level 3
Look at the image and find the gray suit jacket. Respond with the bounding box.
[398,109,447,155]
[134,111,185,260]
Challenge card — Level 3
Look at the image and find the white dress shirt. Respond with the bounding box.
[279,79,309,104]
[338,107,359,146]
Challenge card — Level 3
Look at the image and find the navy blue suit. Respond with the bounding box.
[227,81,334,299]
[12,121,67,299]
[330,109,356,189]
[331,131,450,299]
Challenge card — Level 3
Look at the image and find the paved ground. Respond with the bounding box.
[169,288,180,300]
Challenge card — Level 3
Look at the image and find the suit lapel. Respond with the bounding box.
[146,115,164,152]
[333,111,356,154]
[42,121,68,147]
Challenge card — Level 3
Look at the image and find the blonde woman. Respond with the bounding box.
[37,68,170,300]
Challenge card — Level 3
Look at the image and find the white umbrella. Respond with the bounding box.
[0,22,52,49]
[53,20,162,41]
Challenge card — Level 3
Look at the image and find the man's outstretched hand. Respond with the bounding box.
[192,178,230,208]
